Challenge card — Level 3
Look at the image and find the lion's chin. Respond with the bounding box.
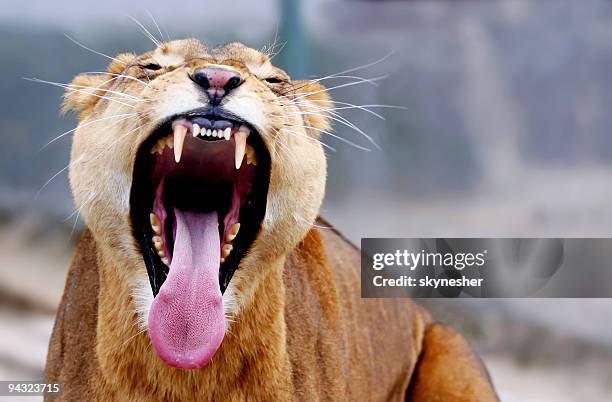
[129,111,271,368]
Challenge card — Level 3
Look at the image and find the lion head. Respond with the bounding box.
[65,39,330,369]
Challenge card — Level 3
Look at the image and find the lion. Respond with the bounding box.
[44,39,499,401]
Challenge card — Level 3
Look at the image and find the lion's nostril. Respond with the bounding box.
[224,76,242,92]
[192,70,211,89]
[191,67,243,103]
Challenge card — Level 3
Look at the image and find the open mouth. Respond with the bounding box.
[129,110,270,368]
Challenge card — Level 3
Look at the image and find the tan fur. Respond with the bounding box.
[45,39,499,401]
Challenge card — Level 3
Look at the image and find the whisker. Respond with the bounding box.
[281,109,380,150]
[64,191,97,222]
[285,124,371,151]
[121,327,148,348]
[64,34,126,65]
[82,72,152,88]
[283,100,407,120]
[35,154,83,200]
[310,74,381,86]
[279,127,336,152]
[128,15,162,47]
[280,75,389,100]
[322,50,394,79]
[36,124,144,199]
[63,82,142,101]
[145,9,166,43]
[293,213,336,230]
[40,113,137,150]
[25,78,138,108]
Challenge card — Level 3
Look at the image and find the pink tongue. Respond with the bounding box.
[148,209,226,369]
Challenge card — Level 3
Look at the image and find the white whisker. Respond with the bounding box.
[25,78,138,108]
[41,113,137,150]
[282,109,380,150]
[310,74,381,86]
[279,127,336,152]
[285,124,371,151]
[35,154,83,200]
[82,72,152,88]
[282,75,389,101]
[321,51,394,79]
[129,15,162,47]
[145,9,166,43]
[64,34,126,65]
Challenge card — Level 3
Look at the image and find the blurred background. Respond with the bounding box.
[1,0,612,401]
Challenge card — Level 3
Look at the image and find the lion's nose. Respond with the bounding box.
[191,67,243,103]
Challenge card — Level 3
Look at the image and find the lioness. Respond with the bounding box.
[44,39,499,401]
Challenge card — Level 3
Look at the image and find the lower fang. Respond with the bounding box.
[150,213,161,234]
[161,257,169,265]
[226,223,240,242]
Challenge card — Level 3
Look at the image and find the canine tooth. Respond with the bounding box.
[173,125,187,163]
[229,223,240,236]
[227,223,240,241]
[225,223,240,242]
[234,128,248,169]
[220,257,225,264]
[222,244,233,258]
[157,250,165,257]
[150,213,161,234]
[193,123,200,137]
[161,257,170,265]
[223,127,231,140]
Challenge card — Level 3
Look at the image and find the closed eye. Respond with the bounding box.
[264,77,284,84]
[142,63,162,71]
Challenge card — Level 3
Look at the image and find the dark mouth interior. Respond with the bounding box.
[130,112,271,296]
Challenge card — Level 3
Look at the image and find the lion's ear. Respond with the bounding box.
[62,53,136,120]
[292,81,332,135]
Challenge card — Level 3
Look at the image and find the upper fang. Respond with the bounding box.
[173,124,187,163]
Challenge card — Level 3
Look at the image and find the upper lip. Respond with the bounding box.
[184,106,245,125]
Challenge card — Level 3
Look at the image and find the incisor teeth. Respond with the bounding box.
[173,125,187,163]
[166,136,173,149]
[206,129,211,137]
[234,127,249,169]
[221,244,233,258]
[193,123,200,137]
[150,213,161,235]
[223,127,231,140]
